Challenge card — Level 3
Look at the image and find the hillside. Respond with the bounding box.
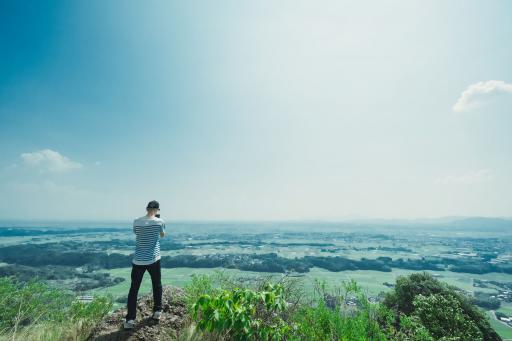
[0,272,505,340]
[90,286,187,340]
[88,272,502,341]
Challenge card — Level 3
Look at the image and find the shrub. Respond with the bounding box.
[192,283,292,340]
[0,277,71,332]
[383,272,501,341]
[292,279,388,340]
[412,293,482,340]
[391,314,434,341]
[0,277,112,340]
[184,273,219,313]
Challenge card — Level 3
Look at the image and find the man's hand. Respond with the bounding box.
[160,231,165,238]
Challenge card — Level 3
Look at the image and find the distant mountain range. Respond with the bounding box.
[334,216,512,231]
[0,216,511,232]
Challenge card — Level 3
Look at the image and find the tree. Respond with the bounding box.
[413,293,482,340]
[383,272,501,341]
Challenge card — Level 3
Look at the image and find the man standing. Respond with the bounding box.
[124,200,166,329]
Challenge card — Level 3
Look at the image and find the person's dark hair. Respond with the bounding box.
[146,200,159,210]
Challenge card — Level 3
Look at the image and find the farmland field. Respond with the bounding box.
[94,266,512,310]
[1,220,512,338]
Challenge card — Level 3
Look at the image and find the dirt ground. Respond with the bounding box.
[89,286,188,341]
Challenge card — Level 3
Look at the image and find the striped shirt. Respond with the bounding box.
[132,216,166,265]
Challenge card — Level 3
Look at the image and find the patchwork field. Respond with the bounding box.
[94,266,512,312]
[1,221,512,338]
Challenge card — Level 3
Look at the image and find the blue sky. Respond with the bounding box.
[1,1,511,221]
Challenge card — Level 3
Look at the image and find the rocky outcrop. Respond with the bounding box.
[89,286,188,341]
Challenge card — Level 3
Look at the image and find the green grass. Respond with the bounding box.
[497,303,512,316]
[95,266,401,305]
[487,312,512,339]
[304,268,511,296]
[95,266,512,310]
[93,267,274,308]
[96,266,512,339]
[0,277,112,341]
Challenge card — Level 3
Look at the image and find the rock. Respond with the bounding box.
[89,286,188,341]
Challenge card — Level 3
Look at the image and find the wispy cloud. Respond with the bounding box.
[435,169,493,185]
[20,149,83,173]
[453,80,512,113]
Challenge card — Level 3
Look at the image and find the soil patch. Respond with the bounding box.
[90,286,188,341]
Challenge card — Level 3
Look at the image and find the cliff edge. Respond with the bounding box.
[89,286,188,341]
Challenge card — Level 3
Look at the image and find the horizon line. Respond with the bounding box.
[1,215,511,225]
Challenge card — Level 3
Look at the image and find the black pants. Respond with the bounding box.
[126,259,162,320]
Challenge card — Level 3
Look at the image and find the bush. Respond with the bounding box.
[383,272,501,341]
[412,293,482,340]
[0,277,112,340]
[189,276,390,340]
[184,273,219,313]
[192,283,292,340]
[292,279,388,340]
[390,314,434,341]
[0,277,71,332]
[188,272,503,340]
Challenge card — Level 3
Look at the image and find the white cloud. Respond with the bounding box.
[435,169,493,185]
[20,149,83,173]
[453,80,512,112]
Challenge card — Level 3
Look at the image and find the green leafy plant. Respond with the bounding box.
[184,273,219,313]
[192,283,292,340]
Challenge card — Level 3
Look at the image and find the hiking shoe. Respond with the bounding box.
[152,311,162,320]
[123,319,135,329]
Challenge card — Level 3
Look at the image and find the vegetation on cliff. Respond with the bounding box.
[186,272,501,340]
[0,272,503,340]
[0,277,111,340]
